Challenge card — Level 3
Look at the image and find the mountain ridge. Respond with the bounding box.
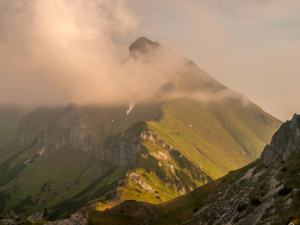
[85,113,300,225]
[0,37,282,220]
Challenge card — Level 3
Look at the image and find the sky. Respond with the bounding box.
[126,0,300,121]
[0,0,299,121]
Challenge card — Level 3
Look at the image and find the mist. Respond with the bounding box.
[0,0,139,106]
[0,0,267,112]
[0,0,203,107]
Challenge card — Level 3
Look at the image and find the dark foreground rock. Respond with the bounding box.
[43,212,87,225]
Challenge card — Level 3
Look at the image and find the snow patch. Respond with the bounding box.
[126,102,135,115]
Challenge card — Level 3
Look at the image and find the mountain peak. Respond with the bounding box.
[129,37,159,58]
[261,113,300,165]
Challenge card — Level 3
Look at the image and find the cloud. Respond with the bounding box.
[0,0,140,105]
[0,0,230,108]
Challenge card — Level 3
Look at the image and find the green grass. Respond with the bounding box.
[0,147,98,218]
[0,139,37,175]
[0,90,281,219]
[147,98,281,178]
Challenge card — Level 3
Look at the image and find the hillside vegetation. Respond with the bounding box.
[0,37,281,220]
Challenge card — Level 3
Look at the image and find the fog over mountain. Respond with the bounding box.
[0,0,247,109]
[0,0,139,105]
[0,0,299,121]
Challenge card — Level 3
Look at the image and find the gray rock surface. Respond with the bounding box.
[29,211,44,220]
[12,102,148,179]
[13,103,105,154]
[183,114,300,225]
[261,114,300,166]
[5,211,18,219]
[43,212,87,225]
[94,128,176,179]
[39,103,99,153]
[0,219,16,225]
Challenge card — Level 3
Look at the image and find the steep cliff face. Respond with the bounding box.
[261,114,300,166]
[94,122,212,195]
[13,103,129,155]
[39,103,100,153]
[13,106,63,147]
[94,129,142,179]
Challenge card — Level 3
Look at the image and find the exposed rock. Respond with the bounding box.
[129,37,160,59]
[29,211,44,220]
[5,211,18,219]
[94,129,174,179]
[182,115,300,225]
[127,172,160,198]
[43,212,87,225]
[261,114,300,166]
[39,103,99,153]
[140,130,173,150]
[13,103,145,179]
[94,130,142,179]
[183,166,288,225]
[0,219,16,225]
[13,106,63,147]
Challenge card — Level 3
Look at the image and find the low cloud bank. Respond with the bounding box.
[0,0,248,107]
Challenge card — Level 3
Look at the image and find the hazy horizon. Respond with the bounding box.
[0,0,299,121]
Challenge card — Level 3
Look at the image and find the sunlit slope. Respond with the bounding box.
[147,97,281,178]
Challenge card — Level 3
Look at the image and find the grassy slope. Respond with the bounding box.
[147,98,281,178]
[0,96,281,219]
[114,102,163,133]
[91,161,258,225]
[62,96,281,213]
[0,142,98,218]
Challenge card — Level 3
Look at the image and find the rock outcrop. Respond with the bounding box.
[13,103,118,154]
[94,129,142,179]
[181,114,300,225]
[129,37,160,59]
[29,211,45,220]
[94,128,171,178]
[39,103,99,153]
[0,219,16,225]
[5,211,18,219]
[43,212,87,225]
[261,114,300,166]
